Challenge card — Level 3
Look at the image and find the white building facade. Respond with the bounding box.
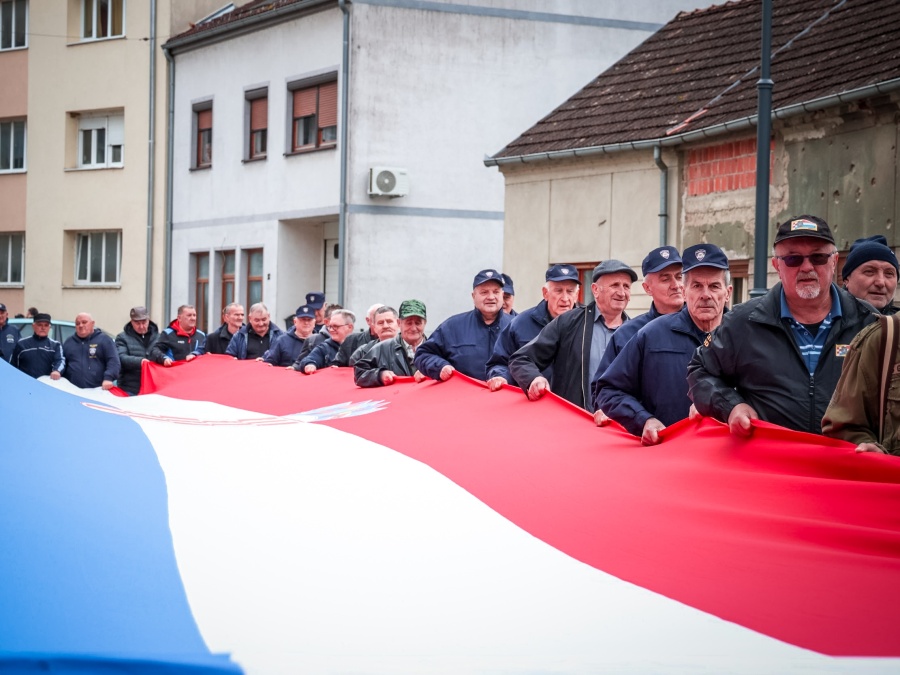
[165,0,697,330]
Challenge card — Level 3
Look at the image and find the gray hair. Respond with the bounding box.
[248,302,269,316]
[331,308,356,326]
[374,306,398,319]
[223,302,244,315]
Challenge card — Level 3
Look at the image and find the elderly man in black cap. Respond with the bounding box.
[13,313,65,380]
[508,259,636,411]
[596,244,730,445]
[115,306,160,395]
[501,273,517,316]
[486,264,580,391]
[414,269,512,381]
[688,215,876,436]
[0,302,20,363]
[841,235,899,315]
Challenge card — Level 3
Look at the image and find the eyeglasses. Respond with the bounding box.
[775,252,836,267]
[326,323,348,332]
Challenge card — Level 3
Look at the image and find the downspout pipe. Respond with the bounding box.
[145,0,157,311]
[162,44,175,323]
[750,0,774,299]
[337,0,350,305]
[653,146,668,247]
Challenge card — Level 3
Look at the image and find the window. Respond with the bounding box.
[290,80,337,152]
[193,252,209,330]
[78,114,123,168]
[195,106,212,168]
[0,119,26,172]
[75,231,120,284]
[82,0,123,40]
[0,0,27,50]
[0,233,24,284]
[247,91,267,160]
[221,250,235,310]
[246,248,263,305]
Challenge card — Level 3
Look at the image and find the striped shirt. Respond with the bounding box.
[780,285,842,374]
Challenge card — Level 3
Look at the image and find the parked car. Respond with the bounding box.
[8,318,77,343]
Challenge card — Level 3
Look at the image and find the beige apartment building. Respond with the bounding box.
[0,0,220,330]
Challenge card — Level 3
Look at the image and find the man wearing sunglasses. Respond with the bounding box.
[688,215,877,436]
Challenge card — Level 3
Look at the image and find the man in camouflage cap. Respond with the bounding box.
[355,300,428,387]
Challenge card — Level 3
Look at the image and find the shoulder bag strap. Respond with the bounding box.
[878,315,900,442]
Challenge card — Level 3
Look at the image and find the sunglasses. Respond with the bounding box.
[775,252,836,267]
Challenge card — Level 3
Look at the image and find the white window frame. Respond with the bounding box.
[0,119,26,173]
[75,231,121,285]
[77,113,123,169]
[0,0,27,50]
[81,0,124,41]
[0,232,24,285]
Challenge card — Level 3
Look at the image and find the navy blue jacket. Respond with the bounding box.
[486,300,554,384]
[63,328,120,388]
[264,328,309,367]
[298,337,341,370]
[226,323,284,360]
[414,308,511,381]
[13,334,65,379]
[0,322,21,362]
[595,305,708,436]
[590,303,664,403]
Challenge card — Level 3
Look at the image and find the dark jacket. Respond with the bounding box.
[13,334,65,378]
[298,337,341,370]
[486,300,554,385]
[595,306,707,436]
[204,323,239,355]
[414,308,511,381]
[226,323,284,360]
[295,330,328,364]
[354,335,418,387]
[63,328,120,389]
[590,303,665,403]
[149,320,206,364]
[507,302,602,411]
[115,321,160,395]
[333,329,377,367]
[264,328,309,367]
[0,322,21,362]
[688,283,876,434]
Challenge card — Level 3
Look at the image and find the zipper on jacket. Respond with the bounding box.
[808,374,816,433]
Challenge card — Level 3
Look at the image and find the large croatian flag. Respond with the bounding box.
[1,355,899,674]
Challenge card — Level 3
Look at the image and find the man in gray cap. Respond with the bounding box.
[688,215,876,436]
[841,234,899,315]
[115,306,160,395]
[508,259,636,411]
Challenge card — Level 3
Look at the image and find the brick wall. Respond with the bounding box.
[686,140,775,196]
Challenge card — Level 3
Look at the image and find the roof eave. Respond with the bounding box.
[164,0,338,55]
[485,76,900,168]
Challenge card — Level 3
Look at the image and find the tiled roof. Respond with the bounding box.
[490,0,900,163]
[167,0,329,47]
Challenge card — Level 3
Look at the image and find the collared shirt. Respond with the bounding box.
[780,285,842,374]
[590,312,625,381]
[402,336,424,362]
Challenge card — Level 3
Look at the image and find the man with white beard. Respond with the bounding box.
[688,215,876,437]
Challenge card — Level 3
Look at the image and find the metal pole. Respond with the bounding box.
[750,0,773,298]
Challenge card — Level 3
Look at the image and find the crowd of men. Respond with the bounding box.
[2,215,898,455]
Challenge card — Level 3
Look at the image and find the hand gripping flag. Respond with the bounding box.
[2,355,899,674]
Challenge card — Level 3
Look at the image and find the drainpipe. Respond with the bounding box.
[751,0,773,298]
[145,0,157,311]
[653,146,668,246]
[162,44,175,322]
[337,0,350,305]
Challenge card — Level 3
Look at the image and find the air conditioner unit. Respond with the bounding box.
[368,167,409,198]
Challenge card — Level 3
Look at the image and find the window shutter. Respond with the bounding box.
[197,109,212,130]
[250,97,268,131]
[293,88,317,118]
[318,81,338,128]
[107,114,124,146]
